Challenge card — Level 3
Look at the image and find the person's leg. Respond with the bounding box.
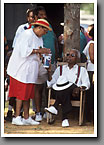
[32,98,36,112]
[34,84,44,113]
[53,93,61,110]
[23,99,30,119]
[22,99,40,125]
[85,71,94,122]
[61,85,77,127]
[61,85,77,121]
[9,97,16,114]
[41,82,48,115]
[61,97,72,121]
[15,99,23,117]
[32,84,44,121]
[5,97,16,122]
[12,98,24,125]
[45,85,76,116]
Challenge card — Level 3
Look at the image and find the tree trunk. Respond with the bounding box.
[64,3,80,54]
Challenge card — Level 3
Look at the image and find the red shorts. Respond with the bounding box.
[8,77,35,100]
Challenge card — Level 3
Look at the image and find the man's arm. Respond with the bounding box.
[89,43,94,64]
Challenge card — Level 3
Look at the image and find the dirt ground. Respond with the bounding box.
[4,107,94,135]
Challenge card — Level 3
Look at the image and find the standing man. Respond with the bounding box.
[32,6,58,122]
[7,19,52,125]
[83,26,94,122]
[12,8,35,48]
[33,6,58,70]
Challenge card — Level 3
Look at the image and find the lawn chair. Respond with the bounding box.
[46,62,87,126]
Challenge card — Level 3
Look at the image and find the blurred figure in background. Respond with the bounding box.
[84,24,94,43]
[83,25,94,122]
[80,26,87,54]
[12,8,35,48]
[80,26,87,63]
[57,33,64,61]
[32,6,58,121]
[4,36,9,122]
[5,8,35,122]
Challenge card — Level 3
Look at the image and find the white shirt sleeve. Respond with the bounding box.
[79,67,90,90]
[83,42,89,57]
[83,40,94,60]
[47,67,60,87]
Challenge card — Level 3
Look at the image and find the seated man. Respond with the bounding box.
[44,49,90,127]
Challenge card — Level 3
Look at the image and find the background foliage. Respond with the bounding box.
[80,3,94,14]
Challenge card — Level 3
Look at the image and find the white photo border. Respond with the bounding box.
[1,0,97,137]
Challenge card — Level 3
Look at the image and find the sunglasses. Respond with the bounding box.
[66,53,76,57]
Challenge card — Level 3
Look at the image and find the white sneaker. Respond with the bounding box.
[22,117,40,125]
[43,112,47,119]
[12,116,24,125]
[62,119,69,127]
[44,106,58,115]
[35,112,42,122]
[43,112,53,120]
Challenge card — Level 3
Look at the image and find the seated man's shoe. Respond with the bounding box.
[62,119,69,127]
[35,112,42,122]
[12,116,24,125]
[44,106,58,115]
[22,117,40,125]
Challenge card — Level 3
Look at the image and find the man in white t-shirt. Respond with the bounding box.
[31,6,58,122]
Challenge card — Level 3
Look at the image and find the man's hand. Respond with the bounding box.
[46,64,52,72]
[38,47,51,54]
[72,87,80,97]
[80,86,86,91]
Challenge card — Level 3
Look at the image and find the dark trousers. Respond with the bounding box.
[52,84,77,121]
[85,71,94,121]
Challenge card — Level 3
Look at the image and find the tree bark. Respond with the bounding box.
[64,3,80,54]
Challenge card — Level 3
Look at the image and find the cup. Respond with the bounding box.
[43,54,52,68]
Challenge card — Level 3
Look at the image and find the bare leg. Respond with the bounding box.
[34,84,44,113]
[9,97,16,112]
[15,99,22,117]
[23,99,30,119]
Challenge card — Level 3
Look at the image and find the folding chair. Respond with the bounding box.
[46,62,87,125]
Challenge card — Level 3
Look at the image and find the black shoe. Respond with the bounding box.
[31,115,35,120]
[5,110,13,122]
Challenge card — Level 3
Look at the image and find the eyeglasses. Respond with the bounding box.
[66,53,76,57]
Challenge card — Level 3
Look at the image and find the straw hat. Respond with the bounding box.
[52,76,73,91]
[32,19,52,31]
